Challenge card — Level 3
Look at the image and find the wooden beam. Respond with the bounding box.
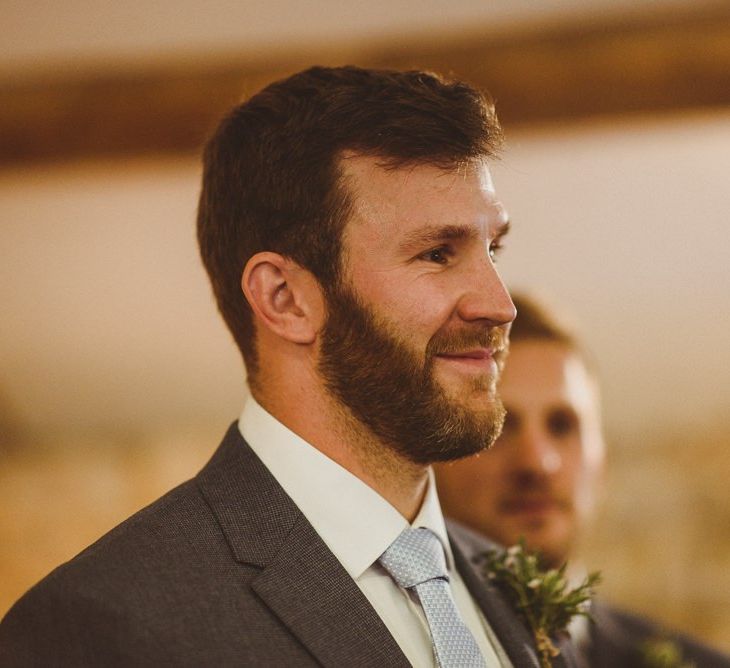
[2,3,729,165]
[375,4,730,123]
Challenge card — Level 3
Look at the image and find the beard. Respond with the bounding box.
[317,282,507,465]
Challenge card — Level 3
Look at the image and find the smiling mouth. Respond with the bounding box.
[435,348,501,368]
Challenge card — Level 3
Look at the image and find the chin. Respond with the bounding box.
[426,436,491,465]
[490,522,556,558]
[443,386,501,418]
[437,365,498,395]
[524,533,570,568]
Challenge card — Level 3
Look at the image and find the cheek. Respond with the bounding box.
[359,276,456,336]
[553,441,589,492]
[569,461,600,513]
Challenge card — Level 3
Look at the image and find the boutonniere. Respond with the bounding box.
[639,636,695,668]
[481,540,601,668]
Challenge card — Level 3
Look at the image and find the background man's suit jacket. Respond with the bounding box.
[0,423,562,667]
[582,602,730,668]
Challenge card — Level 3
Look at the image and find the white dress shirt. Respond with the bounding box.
[239,396,511,667]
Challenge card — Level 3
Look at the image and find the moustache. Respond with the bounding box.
[498,493,573,515]
[497,474,573,513]
[426,325,509,358]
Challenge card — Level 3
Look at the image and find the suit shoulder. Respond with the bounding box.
[592,603,730,668]
[445,517,504,559]
[0,474,243,665]
[70,476,215,565]
[3,479,212,604]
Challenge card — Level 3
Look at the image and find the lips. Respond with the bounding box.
[435,346,508,373]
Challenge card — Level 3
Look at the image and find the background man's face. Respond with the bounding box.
[317,155,515,464]
[436,340,605,566]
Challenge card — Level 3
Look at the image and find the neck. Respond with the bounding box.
[252,380,430,522]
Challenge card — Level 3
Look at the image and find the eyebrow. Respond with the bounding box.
[399,224,478,252]
[399,219,511,251]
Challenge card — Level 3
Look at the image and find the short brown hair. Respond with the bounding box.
[509,293,577,346]
[197,65,503,380]
[509,292,598,377]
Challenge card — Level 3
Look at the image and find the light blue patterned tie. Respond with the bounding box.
[379,527,487,668]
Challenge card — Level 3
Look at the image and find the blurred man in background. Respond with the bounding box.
[436,293,730,667]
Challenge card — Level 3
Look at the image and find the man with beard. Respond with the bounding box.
[436,293,730,668]
[0,67,562,667]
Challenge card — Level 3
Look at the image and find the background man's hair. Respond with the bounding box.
[509,292,578,347]
[509,292,598,377]
[196,65,503,382]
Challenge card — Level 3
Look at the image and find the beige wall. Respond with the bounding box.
[1,156,244,436]
[493,112,730,442]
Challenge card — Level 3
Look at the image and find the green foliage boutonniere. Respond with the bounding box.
[481,540,601,668]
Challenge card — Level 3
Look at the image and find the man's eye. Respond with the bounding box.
[546,409,578,438]
[489,240,505,261]
[422,247,450,264]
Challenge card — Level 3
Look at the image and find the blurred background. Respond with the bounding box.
[1,0,729,651]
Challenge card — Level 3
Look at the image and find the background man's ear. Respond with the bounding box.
[242,252,325,344]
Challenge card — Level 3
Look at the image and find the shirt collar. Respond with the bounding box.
[411,468,455,570]
[238,395,454,579]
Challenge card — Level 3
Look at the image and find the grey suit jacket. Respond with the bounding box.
[0,423,562,667]
[581,602,730,668]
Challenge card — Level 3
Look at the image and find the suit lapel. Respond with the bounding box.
[586,602,638,668]
[449,530,541,668]
[252,513,409,667]
[196,424,409,668]
[449,523,575,668]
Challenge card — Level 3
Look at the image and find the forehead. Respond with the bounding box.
[338,154,507,244]
[501,341,598,413]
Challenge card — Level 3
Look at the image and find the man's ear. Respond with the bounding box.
[242,252,324,345]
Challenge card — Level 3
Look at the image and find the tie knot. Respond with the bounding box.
[379,527,448,588]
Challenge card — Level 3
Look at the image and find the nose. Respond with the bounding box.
[456,255,516,327]
[511,424,562,476]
